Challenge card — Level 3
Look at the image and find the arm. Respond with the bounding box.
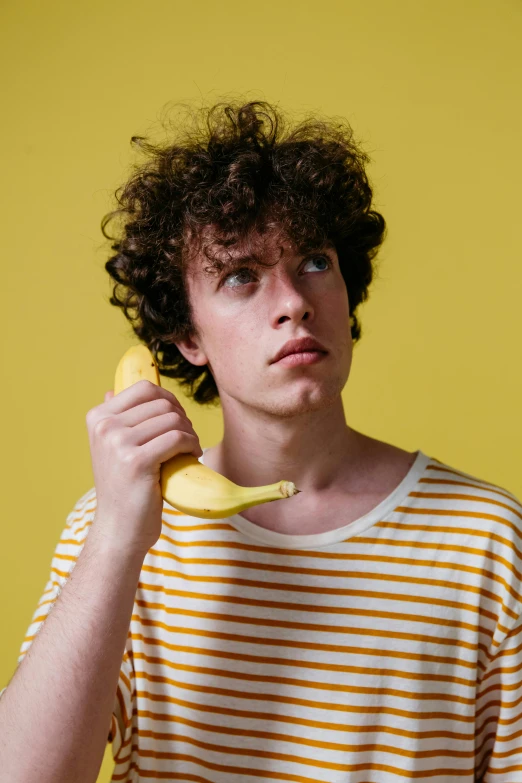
[0,380,200,782]
[0,516,146,783]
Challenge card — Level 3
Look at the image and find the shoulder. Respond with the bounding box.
[425,454,521,506]
[423,453,522,541]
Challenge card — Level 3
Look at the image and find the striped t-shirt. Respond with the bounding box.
[4,447,522,782]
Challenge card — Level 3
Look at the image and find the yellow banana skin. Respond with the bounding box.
[113,344,301,519]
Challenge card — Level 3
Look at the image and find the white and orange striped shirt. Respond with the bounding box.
[4,447,522,782]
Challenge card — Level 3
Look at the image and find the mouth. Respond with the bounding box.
[271,337,328,364]
[273,350,328,367]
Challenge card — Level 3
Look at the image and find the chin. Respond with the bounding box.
[256,385,343,417]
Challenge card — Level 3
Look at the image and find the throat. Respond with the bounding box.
[203,440,418,536]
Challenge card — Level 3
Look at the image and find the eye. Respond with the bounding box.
[220,254,333,290]
[221,267,256,289]
[303,254,332,273]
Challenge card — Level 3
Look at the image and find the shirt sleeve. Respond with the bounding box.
[474,497,522,781]
[0,487,135,765]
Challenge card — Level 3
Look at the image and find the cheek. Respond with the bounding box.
[213,318,262,375]
[206,316,245,361]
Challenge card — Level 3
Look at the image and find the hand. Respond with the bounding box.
[85,380,203,555]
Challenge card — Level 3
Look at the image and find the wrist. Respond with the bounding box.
[87,519,150,566]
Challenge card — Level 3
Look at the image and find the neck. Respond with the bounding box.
[212,395,369,495]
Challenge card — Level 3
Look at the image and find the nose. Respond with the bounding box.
[270,274,315,325]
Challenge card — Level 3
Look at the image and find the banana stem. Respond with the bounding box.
[244,480,300,503]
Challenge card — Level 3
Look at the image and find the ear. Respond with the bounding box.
[173,333,209,367]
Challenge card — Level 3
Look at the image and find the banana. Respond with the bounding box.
[113,344,301,519]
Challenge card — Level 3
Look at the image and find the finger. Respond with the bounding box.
[129,410,195,447]
[109,380,185,416]
[120,399,191,431]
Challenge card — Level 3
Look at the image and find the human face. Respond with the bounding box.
[178,230,353,418]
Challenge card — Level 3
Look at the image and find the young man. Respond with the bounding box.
[1,99,521,782]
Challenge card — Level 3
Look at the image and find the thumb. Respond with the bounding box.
[104,390,115,402]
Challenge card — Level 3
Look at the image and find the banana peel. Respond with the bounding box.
[113,344,301,519]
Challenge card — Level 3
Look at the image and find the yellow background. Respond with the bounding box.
[1,0,521,780]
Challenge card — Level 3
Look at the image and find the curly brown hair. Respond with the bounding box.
[102,98,387,406]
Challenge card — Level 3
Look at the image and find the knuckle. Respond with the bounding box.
[159,397,173,413]
[167,411,181,427]
[93,416,111,437]
[121,447,140,468]
[109,428,126,448]
[135,378,156,396]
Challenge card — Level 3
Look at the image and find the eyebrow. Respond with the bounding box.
[221,246,334,268]
[225,254,258,266]
[199,244,335,283]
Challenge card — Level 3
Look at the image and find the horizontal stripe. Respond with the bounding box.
[134,590,486,635]
[129,608,478,687]
[148,542,522,606]
[131,655,476,706]
[112,746,475,779]
[113,719,476,759]
[130,602,483,652]
[133,668,475,722]
[132,687,472,740]
[136,724,473,768]
[138,563,518,621]
[130,622,478,668]
[137,579,490,627]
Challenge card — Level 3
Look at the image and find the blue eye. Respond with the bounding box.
[221,254,332,289]
[222,267,256,288]
[304,255,330,272]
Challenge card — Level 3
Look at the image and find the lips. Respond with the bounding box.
[271,336,328,364]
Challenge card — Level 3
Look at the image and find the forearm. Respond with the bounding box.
[0,521,145,783]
